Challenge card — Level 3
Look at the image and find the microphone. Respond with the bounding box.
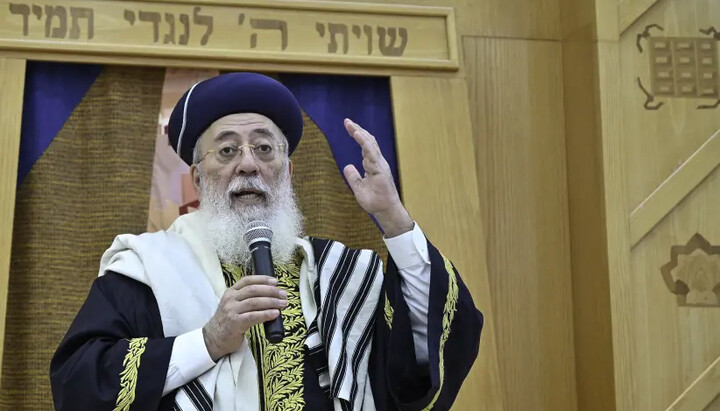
[244,221,284,343]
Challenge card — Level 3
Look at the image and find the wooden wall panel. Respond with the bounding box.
[390,76,504,410]
[605,0,720,410]
[561,36,619,411]
[706,394,720,411]
[0,58,25,388]
[669,355,720,411]
[463,37,577,411]
[620,0,720,211]
[628,166,720,410]
[619,0,661,34]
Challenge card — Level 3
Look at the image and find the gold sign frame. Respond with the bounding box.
[0,0,458,74]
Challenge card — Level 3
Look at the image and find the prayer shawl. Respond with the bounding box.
[98,211,382,411]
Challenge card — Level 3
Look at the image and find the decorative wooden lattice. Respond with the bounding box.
[637,25,720,110]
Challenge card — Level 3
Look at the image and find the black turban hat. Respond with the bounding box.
[168,72,304,165]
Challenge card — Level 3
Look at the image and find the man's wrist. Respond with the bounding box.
[202,326,221,362]
[374,205,414,238]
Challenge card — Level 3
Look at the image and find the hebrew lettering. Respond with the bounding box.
[138,11,161,43]
[328,23,348,54]
[9,3,30,36]
[126,9,208,46]
[163,13,175,44]
[249,18,288,50]
[31,4,41,20]
[123,9,135,25]
[44,5,66,39]
[352,24,373,55]
[178,13,189,45]
[10,3,93,40]
[377,26,407,56]
[160,13,189,45]
[316,22,349,54]
[6,3,420,58]
[193,6,213,46]
[69,7,93,40]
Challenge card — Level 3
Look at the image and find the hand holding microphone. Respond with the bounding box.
[201,221,285,362]
[243,221,285,343]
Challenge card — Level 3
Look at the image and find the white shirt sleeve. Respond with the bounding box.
[383,222,431,364]
[163,328,216,396]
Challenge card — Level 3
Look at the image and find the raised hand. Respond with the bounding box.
[343,118,413,238]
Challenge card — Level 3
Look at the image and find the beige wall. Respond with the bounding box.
[464,37,576,411]
[379,0,577,409]
[363,0,578,409]
[566,0,720,410]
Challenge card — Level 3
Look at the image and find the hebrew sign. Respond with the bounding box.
[0,0,457,70]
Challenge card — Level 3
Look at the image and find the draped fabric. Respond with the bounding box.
[293,112,388,262]
[1,65,165,409]
[279,74,398,190]
[280,74,398,233]
[280,74,399,184]
[2,66,393,408]
[17,61,102,185]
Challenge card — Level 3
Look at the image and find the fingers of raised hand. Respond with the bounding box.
[343,164,363,188]
[345,119,382,160]
[360,136,383,163]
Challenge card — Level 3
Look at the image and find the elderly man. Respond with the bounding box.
[50,73,482,411]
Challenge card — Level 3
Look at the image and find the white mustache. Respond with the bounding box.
[226,177,271,197]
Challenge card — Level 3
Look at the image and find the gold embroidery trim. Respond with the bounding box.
[222,258,306,411]
[222,263,243,286]
[420,255,459,411]
[252,262,306,411]
[113,337,148,411]
[384,292,394,329]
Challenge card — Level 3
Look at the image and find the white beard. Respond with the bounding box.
[197,166,304,266]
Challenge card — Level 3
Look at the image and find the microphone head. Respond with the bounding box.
[244,221,273,246]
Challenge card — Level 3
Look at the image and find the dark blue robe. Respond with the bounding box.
[50,238,483,410]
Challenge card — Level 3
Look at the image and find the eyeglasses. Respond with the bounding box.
[195,142,286,165]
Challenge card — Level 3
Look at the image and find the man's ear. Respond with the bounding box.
[288,159,294,177]
[190,163,201,195]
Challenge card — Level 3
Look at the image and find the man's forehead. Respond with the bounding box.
[213,113,277,127]
[206,113,282,138]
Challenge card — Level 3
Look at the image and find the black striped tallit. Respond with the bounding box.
[306,238,384,410]
[174,238,383,411]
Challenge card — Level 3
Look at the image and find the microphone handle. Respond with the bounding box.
[250,241,284,343]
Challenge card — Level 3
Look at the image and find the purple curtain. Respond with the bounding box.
[18,61,102,185]
[279,74,399,190]
[18,67,398,198]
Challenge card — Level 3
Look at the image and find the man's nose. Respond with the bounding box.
[233,149,259,175]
